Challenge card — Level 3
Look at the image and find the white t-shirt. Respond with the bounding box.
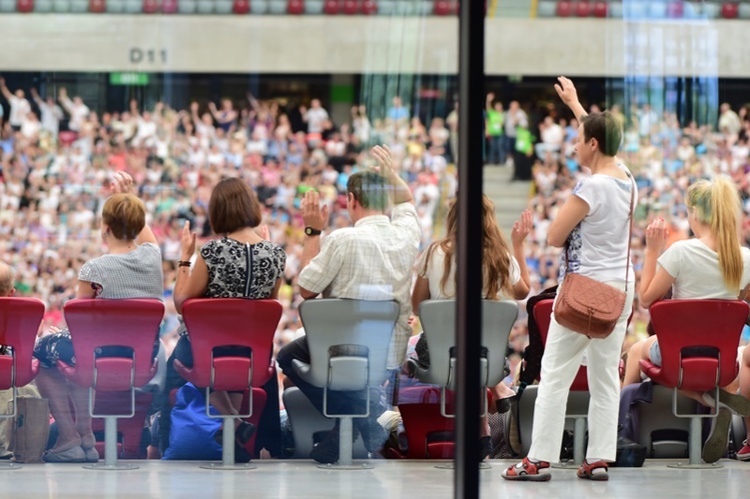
[561,166,637,283]
[416,245,520,300]
[8,96,31,126]
[305,108,329,134]
[658,239,750,299]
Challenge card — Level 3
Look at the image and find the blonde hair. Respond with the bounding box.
[687,176,743,291]
[102,193,146,241]
[422,195,514,299]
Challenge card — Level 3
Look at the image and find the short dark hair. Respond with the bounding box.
[346,171,389,211]
[581,111,622,157]
[209,178,262,234]
[102,193,146,240]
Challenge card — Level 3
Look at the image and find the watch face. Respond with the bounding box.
[305,227,312,235]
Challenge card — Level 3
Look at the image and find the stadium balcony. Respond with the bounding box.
[536,1,750,20]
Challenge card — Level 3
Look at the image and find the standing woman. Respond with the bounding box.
[502,77,636,481]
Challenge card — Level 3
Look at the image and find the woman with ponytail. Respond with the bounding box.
[623,175,750,463]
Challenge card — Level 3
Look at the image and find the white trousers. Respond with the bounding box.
[528,280,635,463]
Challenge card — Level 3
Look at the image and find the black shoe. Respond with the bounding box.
[215,421,257,446]
[310,428,340,464]
[479,436,492,461]
[496,398,512,414]
[234,441,252,464]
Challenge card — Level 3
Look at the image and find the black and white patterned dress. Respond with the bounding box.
[200,237,286,301]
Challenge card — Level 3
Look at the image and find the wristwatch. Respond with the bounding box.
[304,227,322,236]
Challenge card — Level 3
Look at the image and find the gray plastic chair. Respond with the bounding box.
[414,299,518,417]
[636,385,693,459]
[293,298,399,469]
[283,387,369,459]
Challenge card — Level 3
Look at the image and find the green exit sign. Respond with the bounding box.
[110,72,150,86]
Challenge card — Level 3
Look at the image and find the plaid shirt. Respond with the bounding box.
[299,202,421,368]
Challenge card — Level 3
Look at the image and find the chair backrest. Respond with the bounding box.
[63,299,165,390]
[0,298,45,389]
[297,299,399,389]
[417,299,518,388]
[648,299,748,390]
[180,298,282,390]
[532,298,589,390]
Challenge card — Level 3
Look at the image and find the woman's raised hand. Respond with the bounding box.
[180,220,197,261]
[511,209,533,248]
[645,217,669,253]
[554,76,579,107]
[109,172,134,194]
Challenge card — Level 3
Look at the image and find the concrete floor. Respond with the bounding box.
[0,458,746,498]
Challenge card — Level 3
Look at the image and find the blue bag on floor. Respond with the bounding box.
[162,383,222,460]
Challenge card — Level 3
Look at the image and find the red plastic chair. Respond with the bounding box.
[342,0,357,14]
[592,0,606,17]
[161,0,177,12]
[398,387,455,459]
[640,300,748,467]
[174,298,281,469]
[233,0,249,13]
[574,0,590,16]
[666,0,683,18]
[361,0,375,14]
[142,0,158,12]
[722,2,739,18]
[556,0,572,16]
[0,298,44,470]
[60,299,164,470]
[89,0,105,11]
[534,299,589,390]
[287,0,303,13]
[17,0,33,12]
[323,0,339,13]
[90,391,152,459]
[433,0,451,15]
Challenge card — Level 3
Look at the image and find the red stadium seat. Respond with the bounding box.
[556,0,572,17]
[574,1,590,16]
[233,0,249,13]
[666,0,683,18]
[174,299,281,469]
[323,0,339,14]
[434,0,451,15]
[722,2,739,18]
[592,0,606,17]
[142,0,158,13]
[89,0,105,11]
[161,0,177,12]
[60,299,164,470]
[342,0,357,14]
[287,0,304,13]
[640,300,748,465]
[361,0,375,14]
[17,0,34,12]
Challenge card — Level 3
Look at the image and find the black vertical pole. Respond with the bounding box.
[455,0,484,498]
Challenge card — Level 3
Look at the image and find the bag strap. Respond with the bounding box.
[562,169,635,291]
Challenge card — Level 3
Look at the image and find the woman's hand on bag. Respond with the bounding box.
[511,209,533,248]
[645,217,668,253]
[554,76,579,107]
[180,220,197,260]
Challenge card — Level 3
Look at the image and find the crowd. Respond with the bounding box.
[2,74,750,470]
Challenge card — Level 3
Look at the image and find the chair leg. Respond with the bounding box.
[688,417,701,465]
[200,417,257,471]
[573,417,586,466]
[84,417,138,470]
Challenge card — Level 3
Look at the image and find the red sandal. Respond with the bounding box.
[577,459,609,481]
[501,457,551,481]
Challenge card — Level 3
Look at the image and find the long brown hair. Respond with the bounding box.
[422,195,514,299]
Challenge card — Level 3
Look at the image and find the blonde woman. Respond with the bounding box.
[411,195,532,460]
[623,176,750,463]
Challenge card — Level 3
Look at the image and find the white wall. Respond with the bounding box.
[0,15,737,77]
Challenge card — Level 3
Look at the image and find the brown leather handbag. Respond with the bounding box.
[553,174,635,339]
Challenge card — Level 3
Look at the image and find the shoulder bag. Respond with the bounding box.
[553,174,635,339]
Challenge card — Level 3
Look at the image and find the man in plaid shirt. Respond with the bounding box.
[278,145,420,464]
